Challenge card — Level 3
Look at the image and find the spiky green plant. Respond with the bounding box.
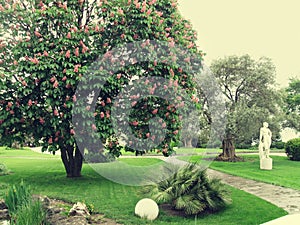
[4,181,31,215]
[147,163,231,215]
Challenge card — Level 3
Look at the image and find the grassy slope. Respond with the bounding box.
[0,148,287,224]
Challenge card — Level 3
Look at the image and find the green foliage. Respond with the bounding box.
[83,152,115,163]
[0,0,203,177]
[210,55,282,145]
[285,138,300,161]
[284,79,300,131]
[286,79,300,112]
[235,142,253,150]
[0,163,10,175]
[10,200,47,225]
[4,181,47,224]
[145,164,231,215]
[4,181,31,215]
[271,141,285,149]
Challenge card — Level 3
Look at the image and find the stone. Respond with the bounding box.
[261,214,300,225]
[33,195,51,207]
[0,200,7,210]
[135,198,159,220]
[0,220,10,225]
[260,158,272,170]
[0,209,9,220]
[69,202,90,217]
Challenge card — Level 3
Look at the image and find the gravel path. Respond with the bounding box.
[206,169,300,214]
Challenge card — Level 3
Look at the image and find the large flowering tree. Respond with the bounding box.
[0,0,203,177]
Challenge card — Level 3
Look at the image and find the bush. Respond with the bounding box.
[285,138,300,161]
[145,164,231,215]
[84,152,115,163]
[235,142,252,149]
[271,141,286,149]
[4,181,31,215]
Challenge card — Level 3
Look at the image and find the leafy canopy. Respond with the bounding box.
[0,0,203,158]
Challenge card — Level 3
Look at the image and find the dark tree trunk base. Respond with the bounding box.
[215,138,244,162]
[61,144,83,178]
[215,154,244,162]
[66,174,82,178]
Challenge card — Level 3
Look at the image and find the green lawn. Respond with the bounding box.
[179,154,300,190]
[0,148,287,224]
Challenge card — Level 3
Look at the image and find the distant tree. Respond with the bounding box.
[284,79,300,131]
[210,55,282,161]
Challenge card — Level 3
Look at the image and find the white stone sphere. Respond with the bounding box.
[135,198,159,220]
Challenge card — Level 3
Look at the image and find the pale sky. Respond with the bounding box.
[178,0,300,88]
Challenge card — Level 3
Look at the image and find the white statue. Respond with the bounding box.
[259,122,272,159]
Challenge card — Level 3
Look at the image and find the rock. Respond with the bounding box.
[0,220,10,225]
[40,196,51,207]
[50,216,88,225]
[0,200,7,210]
[69,202,90,217]
[0,209,9,220]
[135,198,159,220]
[32,195,51,207]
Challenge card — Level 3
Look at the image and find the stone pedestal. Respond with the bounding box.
[260,158,272,170]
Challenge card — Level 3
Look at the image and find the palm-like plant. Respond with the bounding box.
[147,163,231,215]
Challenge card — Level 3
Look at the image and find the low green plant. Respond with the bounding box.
[10,200,47,225]
[0,163,10,176]
[145,163,231,215]
[4,181,31,215]
[271,141,286,149]
[285,138,300,161]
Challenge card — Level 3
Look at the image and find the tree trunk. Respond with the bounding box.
[216,138,243,162]
[186,139,193,148]
[183,139,187,147]
[183,138,193,148]
[61,144,83,178]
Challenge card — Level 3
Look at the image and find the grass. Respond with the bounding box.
[0,147,287,224]
[175,147,285,155]
[179,154,300,190]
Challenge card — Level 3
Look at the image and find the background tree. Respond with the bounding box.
[284,79,300,132]
[210,55,282,161]
[0,0,203,177]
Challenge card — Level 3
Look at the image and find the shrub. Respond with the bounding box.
[4,181,48,224]
[145,164,231,215]
[4,181,31,215]
[271,141,286,149]
[285,138,300,161]
[0,163,10,176]
[10,200,47,225]
[83,152,115,163]
[235,142,252,149]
